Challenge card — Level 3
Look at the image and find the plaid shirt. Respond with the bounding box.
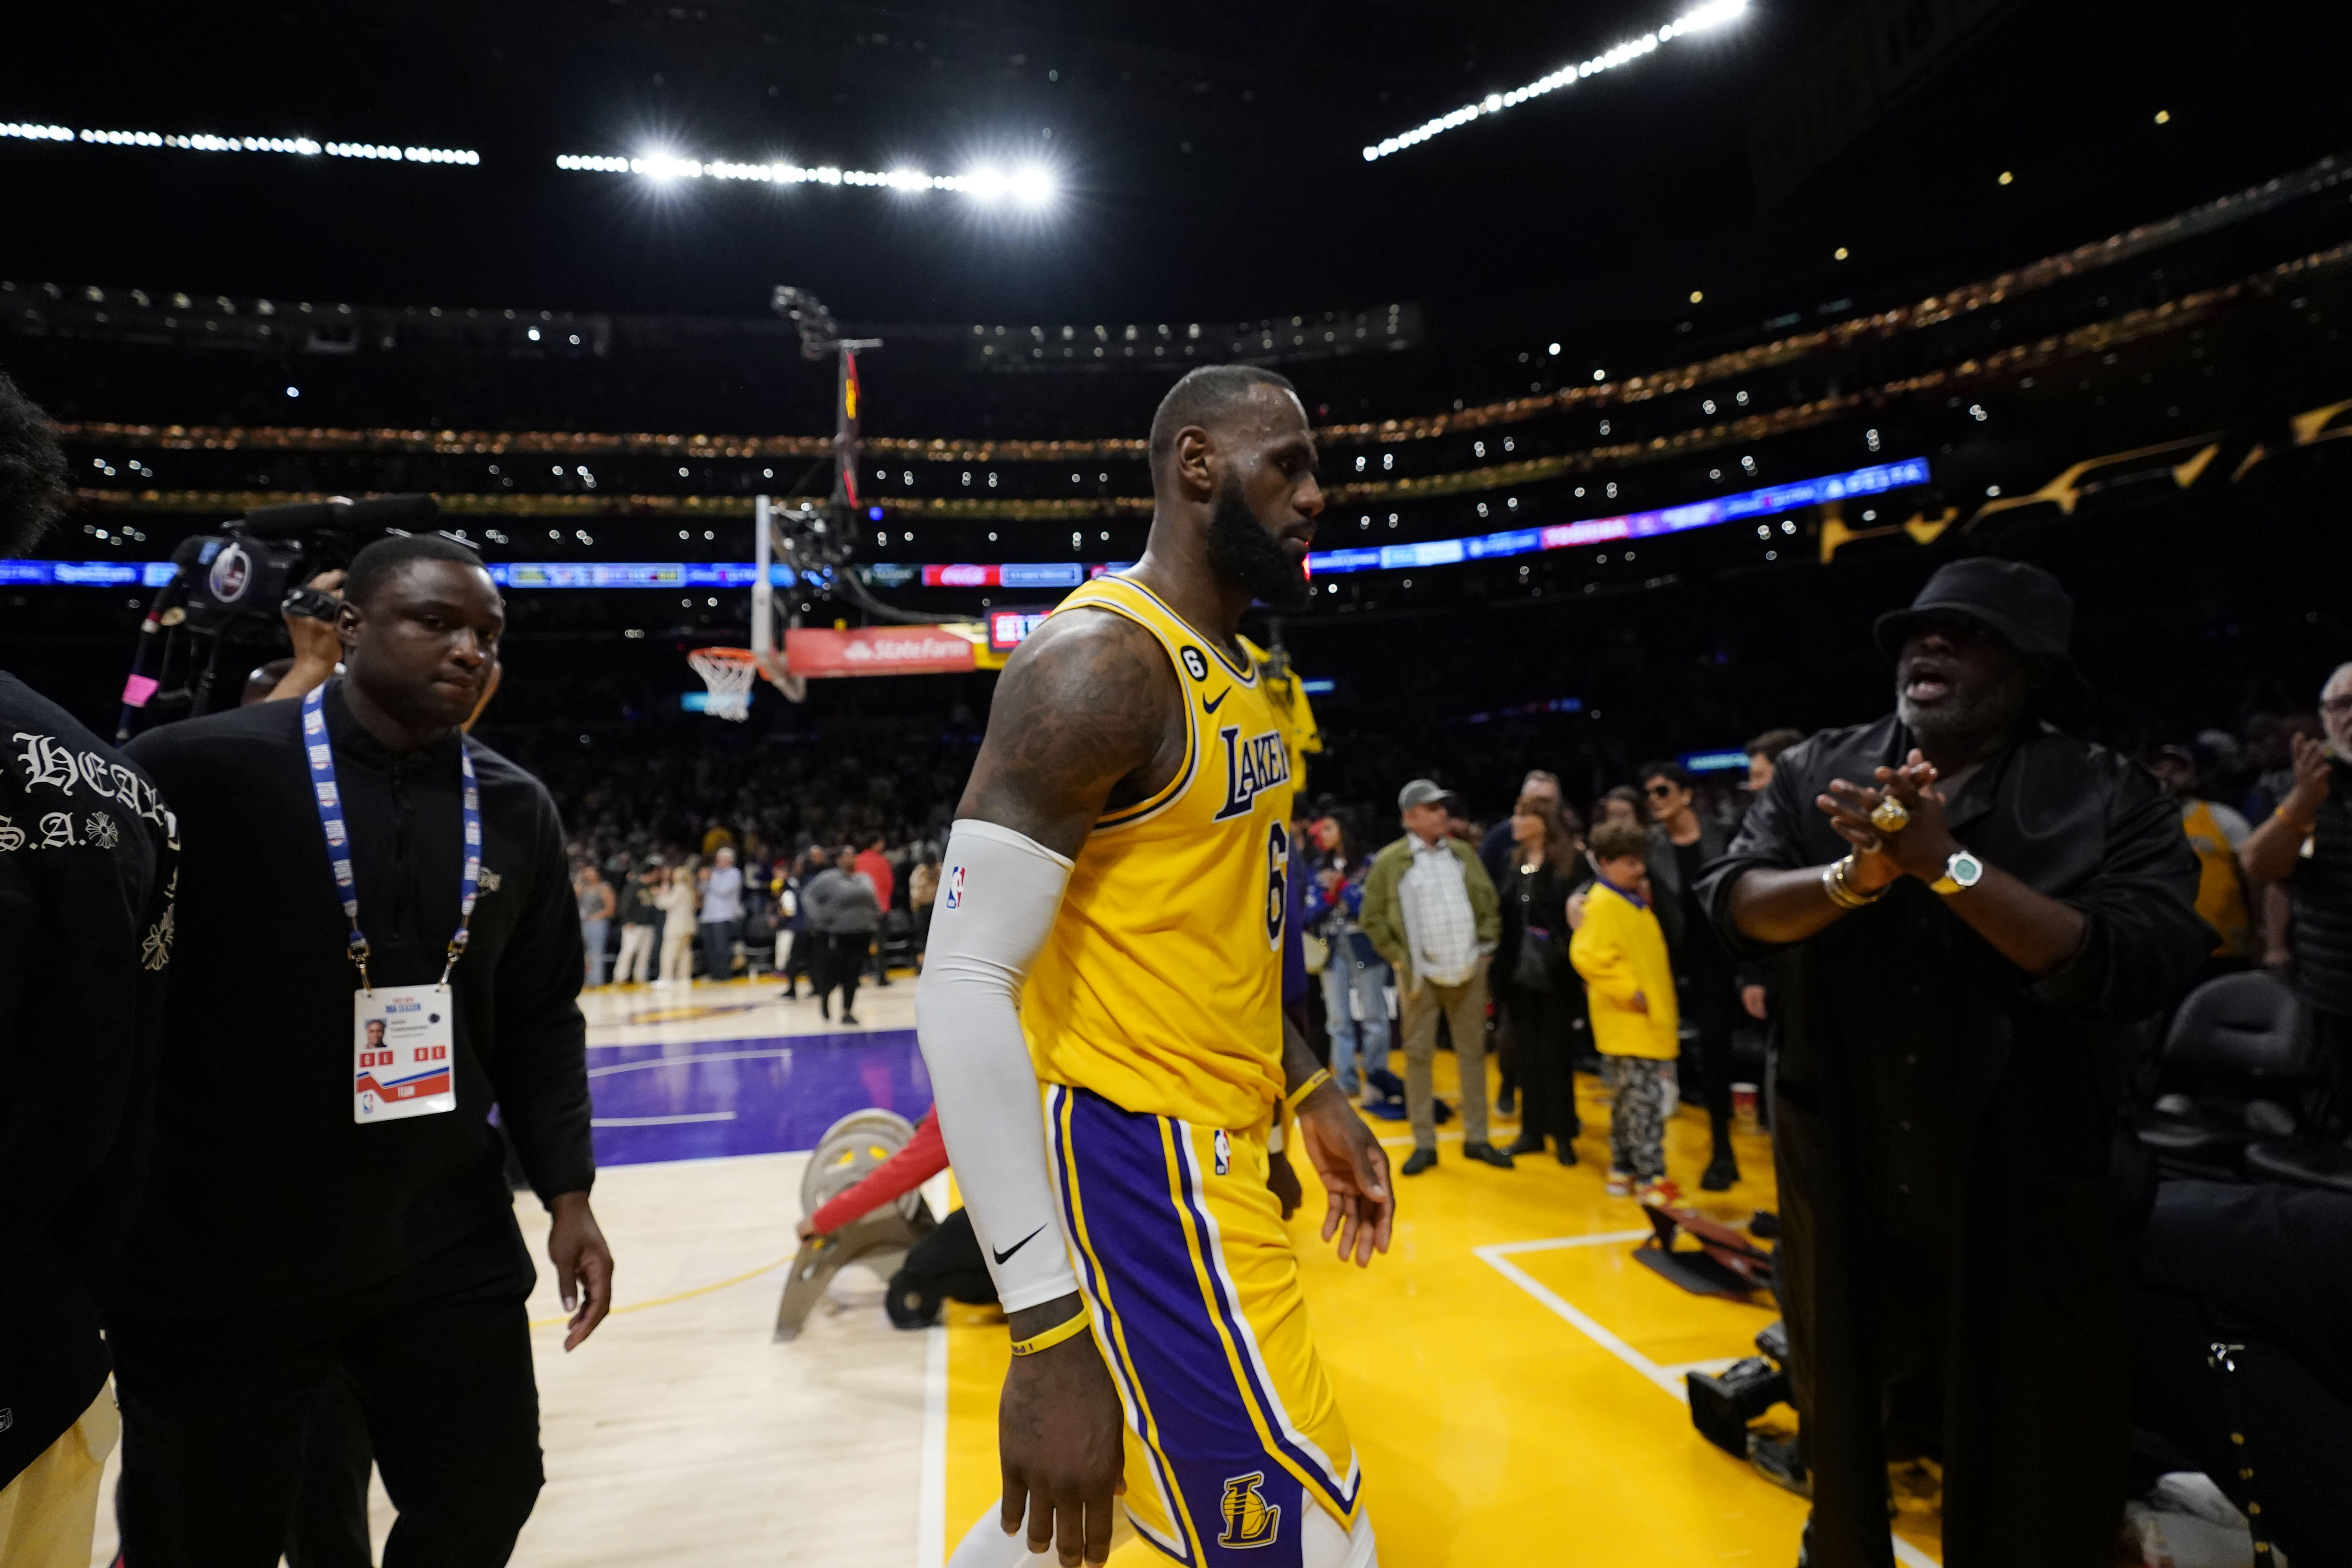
[1398,836,1481,985]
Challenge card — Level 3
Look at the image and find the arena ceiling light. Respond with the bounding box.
[0,121,478,164]
[1360,0,1749,162]
[556,151,1057,206]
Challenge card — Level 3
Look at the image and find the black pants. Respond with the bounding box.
[111,1223,544,1568]
[286,1371,374,1568]
[2132,1179,2352,1565]
[781,926,815,991]
[698,918,739,983]
[815,931,867,1016]
[1502,981,1580,1146]
[1680,969,1738,1159]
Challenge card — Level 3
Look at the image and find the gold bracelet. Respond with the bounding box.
[1284,1067,1333,1113]
[1820,855,1887,910]
[1009,1309,1092,1357]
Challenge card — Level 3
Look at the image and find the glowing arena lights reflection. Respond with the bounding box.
[556,150,1057,204]
[1361,0,1747,162]
[0,122,477,164]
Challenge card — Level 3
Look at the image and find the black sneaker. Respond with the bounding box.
[841,1012,860,1026]
[1701,1154,1741,1191]
[1401,1147,1438,1176]
[1506,1132,1546,1157]
[1462,1141,1516,1169]
[1556,1142,1579,1167]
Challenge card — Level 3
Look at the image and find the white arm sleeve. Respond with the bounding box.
[914,818,1081,1313]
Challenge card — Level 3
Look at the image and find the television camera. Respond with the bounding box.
[114,493,446,742]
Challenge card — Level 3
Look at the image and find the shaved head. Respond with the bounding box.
[1147,365,1299,473]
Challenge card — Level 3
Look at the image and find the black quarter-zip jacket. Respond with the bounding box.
[120,680,588,1312]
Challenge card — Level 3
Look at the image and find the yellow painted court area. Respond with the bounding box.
[943,1059,1948,1565]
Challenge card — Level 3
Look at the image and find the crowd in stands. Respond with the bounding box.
[560,681,2340,1206]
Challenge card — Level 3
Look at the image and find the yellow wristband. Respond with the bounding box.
[1008,1309,1092,1357]
[1284,1067,1333,1113]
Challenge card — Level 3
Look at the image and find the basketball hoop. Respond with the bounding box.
[687,647,759,721]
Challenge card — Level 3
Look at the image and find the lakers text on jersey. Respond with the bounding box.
[1020,573,1299,1132]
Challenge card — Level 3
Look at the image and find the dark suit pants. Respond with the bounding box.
[111,1225,543,1568]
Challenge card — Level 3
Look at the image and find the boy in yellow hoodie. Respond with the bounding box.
[1570,821,1682,1203]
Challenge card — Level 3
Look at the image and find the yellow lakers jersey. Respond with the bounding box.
[1021,574,1297,1129]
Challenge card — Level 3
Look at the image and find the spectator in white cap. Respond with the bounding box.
[1359,780,1512,1175]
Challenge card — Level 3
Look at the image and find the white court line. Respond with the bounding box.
[587,1047,796,1078]
[919,1324,949,1568]
[590,1110,737,1126]
[1479,1231,1943,1568]
[1474,1233,1683,1400]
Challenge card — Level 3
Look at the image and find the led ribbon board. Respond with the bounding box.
[1305,457,1929,576]
[15,457,1927,592]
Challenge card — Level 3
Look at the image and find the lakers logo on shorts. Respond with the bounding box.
[1216,1471,1282,1549]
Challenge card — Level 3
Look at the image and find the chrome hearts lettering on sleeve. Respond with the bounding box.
[0,809,123,851]
[9,730,176,845]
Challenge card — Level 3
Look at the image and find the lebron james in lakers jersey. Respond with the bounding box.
[918,366,1392,1568]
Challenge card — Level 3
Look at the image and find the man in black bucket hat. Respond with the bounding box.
[1698,558,2210,1568]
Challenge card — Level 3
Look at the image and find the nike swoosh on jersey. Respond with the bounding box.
[1203,688,1231,713]
[992,1224,1048,1266]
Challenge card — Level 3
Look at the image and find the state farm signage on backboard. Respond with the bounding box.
[784,625,979,678]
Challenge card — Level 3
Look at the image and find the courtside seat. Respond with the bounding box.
[2244,1139,2352,1193]
[2135,973,2316,1177]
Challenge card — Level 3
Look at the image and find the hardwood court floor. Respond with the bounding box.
[85,977,1943,1566]
[939,1071,1943,1568]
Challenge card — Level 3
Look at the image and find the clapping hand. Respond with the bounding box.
[1818,751,1953,890]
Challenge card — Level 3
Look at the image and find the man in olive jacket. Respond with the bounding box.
[1702,560,2207,1568]
[1360,779,1509,1174]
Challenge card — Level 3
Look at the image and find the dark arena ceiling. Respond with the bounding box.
[5,0,2348,336]
[3,0,2350,781]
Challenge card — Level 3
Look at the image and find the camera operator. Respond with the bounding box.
[110,533,610,1566]
[0,375,177,1563]
[264,568,350,702]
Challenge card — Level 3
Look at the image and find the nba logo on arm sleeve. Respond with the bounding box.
[944,864,965,910]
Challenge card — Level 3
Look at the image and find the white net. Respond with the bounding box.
[687,648,758,722]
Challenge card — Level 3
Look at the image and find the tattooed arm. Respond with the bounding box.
[921,608,1180,1568]
[956,608,1186,857]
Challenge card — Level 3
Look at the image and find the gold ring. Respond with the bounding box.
[1869,797,1911,834]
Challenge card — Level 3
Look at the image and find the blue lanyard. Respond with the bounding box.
[303,683,481,990]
